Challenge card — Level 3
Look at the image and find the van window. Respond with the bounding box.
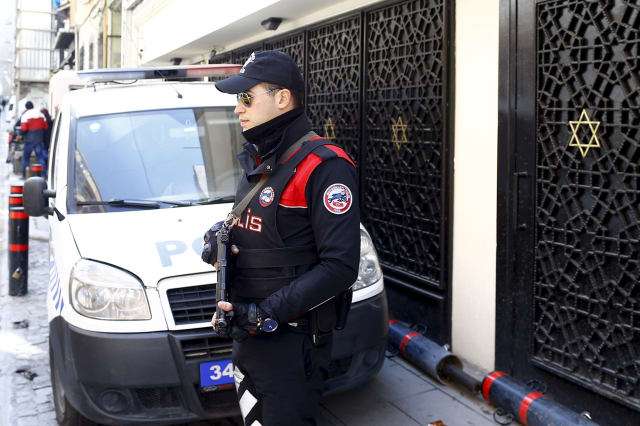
[73,107,244,213]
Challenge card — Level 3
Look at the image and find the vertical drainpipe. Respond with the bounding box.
[102,0,107,67]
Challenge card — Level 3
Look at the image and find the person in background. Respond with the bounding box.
[19,101,49,178]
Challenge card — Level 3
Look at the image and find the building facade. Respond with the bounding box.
[14,0,53,102]
[117,0,640,424]
[73,0,122,70]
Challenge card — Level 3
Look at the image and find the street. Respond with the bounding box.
[0,114,496,426]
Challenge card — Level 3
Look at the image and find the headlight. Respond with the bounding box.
[70,259,151,320]
[353,228,383,291]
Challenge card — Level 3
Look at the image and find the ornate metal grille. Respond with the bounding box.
[209,52,232,64]
[363,0,445,287]
[307,15,361,161]
[534,0,640,409]
[211,0,450,295]
[232,44,263,66]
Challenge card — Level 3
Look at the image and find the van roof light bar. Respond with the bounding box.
[77,64,242,82]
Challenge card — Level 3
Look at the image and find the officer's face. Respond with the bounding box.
[234,83,294,131]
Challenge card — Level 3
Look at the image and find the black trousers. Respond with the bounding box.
[232,327,332,426]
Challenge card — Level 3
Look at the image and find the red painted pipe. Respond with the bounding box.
[482,371,599,425]
[388,320,479,392]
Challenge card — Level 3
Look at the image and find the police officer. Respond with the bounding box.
[202,50,360,425]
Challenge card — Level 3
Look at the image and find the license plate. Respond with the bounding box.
[200,359,234,388]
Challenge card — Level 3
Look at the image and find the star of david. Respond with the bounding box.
[568,109,601,158]
[391,116,408,150]
[324,118,336,140]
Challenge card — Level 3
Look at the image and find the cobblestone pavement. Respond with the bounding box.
[0,117,56,426]
[0,116,496,426]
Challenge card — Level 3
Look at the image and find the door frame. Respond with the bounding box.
[496,1,640,422]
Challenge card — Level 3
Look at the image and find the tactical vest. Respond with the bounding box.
[230,133,354,302]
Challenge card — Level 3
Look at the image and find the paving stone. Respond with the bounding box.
[15,402,36,414]
[369,359,436,402]
[16,395,31,404]
[36,402,54,413]
[35,387,51,396]
[317,405,345,426]
[392,389,495,426]
[325,399,420,426]
[34,393,50,405]
[16,416,40,426]
[36,412,57,425]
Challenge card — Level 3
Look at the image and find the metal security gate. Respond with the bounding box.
[213,0,454,344]
[497,1,640,424]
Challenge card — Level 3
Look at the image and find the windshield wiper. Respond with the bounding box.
[149,199,192,207]
[76,199,162,209]
[192,195,236,205]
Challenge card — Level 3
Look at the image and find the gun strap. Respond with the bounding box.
[229,130,317,221]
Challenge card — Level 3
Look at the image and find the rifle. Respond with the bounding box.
[211,175,268,335]
[212,214,235,335]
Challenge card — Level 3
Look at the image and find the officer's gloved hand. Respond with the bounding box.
[228,302,258,342]
[201,221,224,265]
[215,302,272,342]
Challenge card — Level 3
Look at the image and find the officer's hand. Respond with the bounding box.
[210,302,233,326]
[201,221,224,265]
[217,302,264,342]
[217,301,233,312]
[210,301,234,333]
[222,302,252,327]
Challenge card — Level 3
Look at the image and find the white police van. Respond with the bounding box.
[23,65,388,425]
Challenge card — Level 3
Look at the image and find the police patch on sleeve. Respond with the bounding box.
[259,186,275,207]
[323,183,352,215]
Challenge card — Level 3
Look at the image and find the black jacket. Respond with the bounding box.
[233,112,360,323]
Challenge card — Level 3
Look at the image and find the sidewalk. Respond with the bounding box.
[319,355,495,425]
[0,119,498,426]
[0,120,56,426]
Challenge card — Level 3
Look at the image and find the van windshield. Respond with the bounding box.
[73,107,244,213]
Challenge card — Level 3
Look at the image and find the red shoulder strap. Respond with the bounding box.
[279,140,355,209]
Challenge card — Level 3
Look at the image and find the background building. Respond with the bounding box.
[73,0,122,70]
[52,0,75,70]
[13,0,53,106]
[0,0,17,99]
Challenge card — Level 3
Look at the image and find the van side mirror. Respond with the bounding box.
[24,177,56,217]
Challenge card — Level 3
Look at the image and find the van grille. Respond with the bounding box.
[181,334,232,361]
[198,385,239,412]
[167,284,216,325]
[134,387,183,410]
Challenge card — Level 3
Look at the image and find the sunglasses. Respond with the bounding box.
[236,88,280,107]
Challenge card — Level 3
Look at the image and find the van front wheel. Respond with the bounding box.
[50,342,98,426]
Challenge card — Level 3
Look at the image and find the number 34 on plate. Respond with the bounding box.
[200,359,235,387]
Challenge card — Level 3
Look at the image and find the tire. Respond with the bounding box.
[50,343,99,426]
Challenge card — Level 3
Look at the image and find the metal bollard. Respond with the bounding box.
[31,163,43,177]
[8,182,29,296]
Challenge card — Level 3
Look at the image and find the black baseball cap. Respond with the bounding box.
[215,50,304,95]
